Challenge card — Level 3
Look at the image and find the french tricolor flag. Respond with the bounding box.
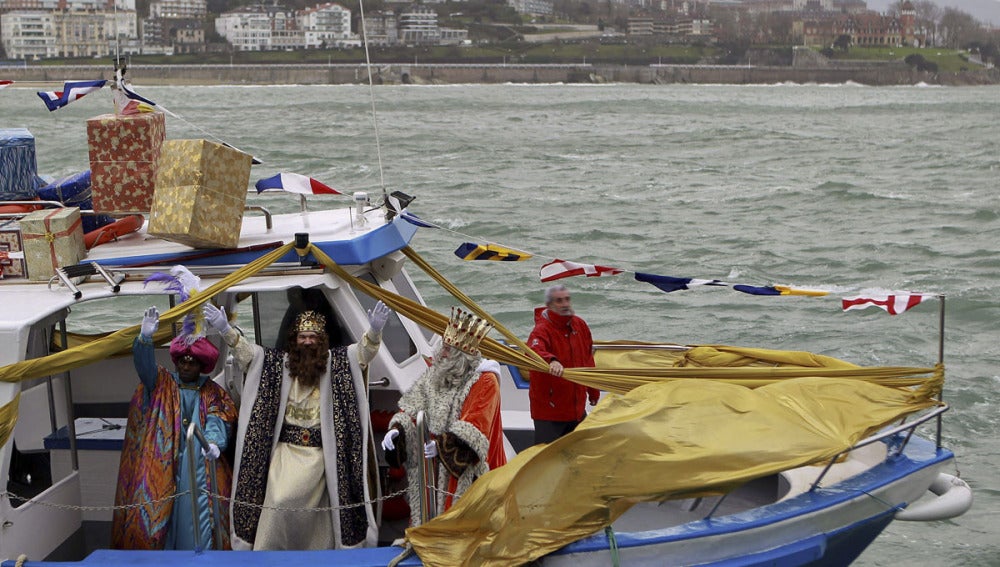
[36,79,107,111]
[842,293,928,315]
[255,173,341,195]
[540,259,623,282]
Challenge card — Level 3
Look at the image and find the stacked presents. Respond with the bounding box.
[2,110,253,281]
[86,111,253,249]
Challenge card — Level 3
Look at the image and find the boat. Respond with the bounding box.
[0,186,974,566]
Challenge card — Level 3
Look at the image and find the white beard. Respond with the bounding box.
[425,348,480,390]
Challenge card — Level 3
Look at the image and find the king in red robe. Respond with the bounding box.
[383,308,506,526]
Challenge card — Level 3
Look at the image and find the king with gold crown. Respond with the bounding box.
[381,307,508,527]
[204,299,392,551]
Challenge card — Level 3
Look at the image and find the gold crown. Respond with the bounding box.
[442,307,493,355]
[293,311,326,334]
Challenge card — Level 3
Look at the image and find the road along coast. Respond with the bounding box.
[5,62,998,86]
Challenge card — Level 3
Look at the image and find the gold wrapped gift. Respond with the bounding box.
[20,207,86,281]
[148,139,252,249]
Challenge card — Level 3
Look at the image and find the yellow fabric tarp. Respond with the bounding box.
[406,376,940,567]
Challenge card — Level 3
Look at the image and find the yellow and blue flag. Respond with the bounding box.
[734,284,829,297]
[455,242,532,262]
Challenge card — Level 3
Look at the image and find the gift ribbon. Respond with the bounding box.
[22,209,82,272]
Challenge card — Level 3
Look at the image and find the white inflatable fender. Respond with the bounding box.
[895,473,973,522]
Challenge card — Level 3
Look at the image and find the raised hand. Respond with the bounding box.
[140,306,159,339]
[203,303,231,335]
[367,300,391,334]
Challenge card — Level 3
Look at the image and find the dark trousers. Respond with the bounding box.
[533,418,583,445]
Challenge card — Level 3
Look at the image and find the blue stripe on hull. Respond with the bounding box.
[94,216,419,268]
[699,508,896,567]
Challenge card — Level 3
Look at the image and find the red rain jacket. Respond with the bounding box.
[527,307,599,421]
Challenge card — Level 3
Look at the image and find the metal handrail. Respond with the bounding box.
[808,404,948,493]
[416,411,437,524]
[186,421,224,552]
[244,205,272,229]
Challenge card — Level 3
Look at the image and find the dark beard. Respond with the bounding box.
[287,340,328,388]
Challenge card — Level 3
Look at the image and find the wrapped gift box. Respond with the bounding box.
[148,139,252,249]
[86,112,165,213]
[90,161,159,214]
[20,208,86,281]
[1,128,39,201]
[0,228,27,279]
[38,170,115,233]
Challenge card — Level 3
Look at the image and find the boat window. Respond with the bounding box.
[357,273,417,363]
[63,296,173,335]
[390,270,435,343]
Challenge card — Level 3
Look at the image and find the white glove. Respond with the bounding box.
[201,443,220,461]
[140,306,159,339]
[367,301,390,334]
[381,429,399,451]
[203,303,231,335]
[424,440,437,459]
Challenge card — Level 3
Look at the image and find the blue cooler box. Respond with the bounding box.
[38,170,116,233]
[0,128,39,201]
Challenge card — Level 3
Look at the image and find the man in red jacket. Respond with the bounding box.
[527,284,600,445]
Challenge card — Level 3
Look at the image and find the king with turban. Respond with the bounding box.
[112,306,238,550]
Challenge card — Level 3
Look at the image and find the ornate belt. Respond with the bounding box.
[279,424,322,448]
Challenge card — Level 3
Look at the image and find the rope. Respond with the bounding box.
[387,543,414,567]
[604,526,620,567]
[1,486,411,515]
[14,554,27,567]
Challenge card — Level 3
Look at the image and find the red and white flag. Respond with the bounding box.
[841,293,928,315]
[0,80,13,89]
[540,259,623,282]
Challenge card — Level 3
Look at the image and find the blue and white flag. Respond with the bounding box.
[121,81,157,107]
[37,80,107,111]
[400,211,436,228]
[635,272,727,293]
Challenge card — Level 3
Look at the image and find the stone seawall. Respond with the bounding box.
[5,63,998,87]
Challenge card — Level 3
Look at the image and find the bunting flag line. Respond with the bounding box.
[540,259,623,282]
[400,211,436,228]
[634,272,727,293]
[0,80,12,89]
[255,173,341,195]
[454,242,533,262]
[842,293,927,315]
[36,79,107,111]
[733,284,830,297]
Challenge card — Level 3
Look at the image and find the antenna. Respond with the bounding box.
[357,0,389,209]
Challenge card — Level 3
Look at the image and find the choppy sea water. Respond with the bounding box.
[2,82,998,565]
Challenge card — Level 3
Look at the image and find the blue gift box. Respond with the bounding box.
[0,128,39,201]
[38,170,115,232]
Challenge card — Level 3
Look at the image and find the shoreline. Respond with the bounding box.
[5,63,999,87]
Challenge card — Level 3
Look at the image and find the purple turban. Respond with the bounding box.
[168,336,219,373]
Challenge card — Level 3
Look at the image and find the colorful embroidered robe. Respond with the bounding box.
[112,336,237,550]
